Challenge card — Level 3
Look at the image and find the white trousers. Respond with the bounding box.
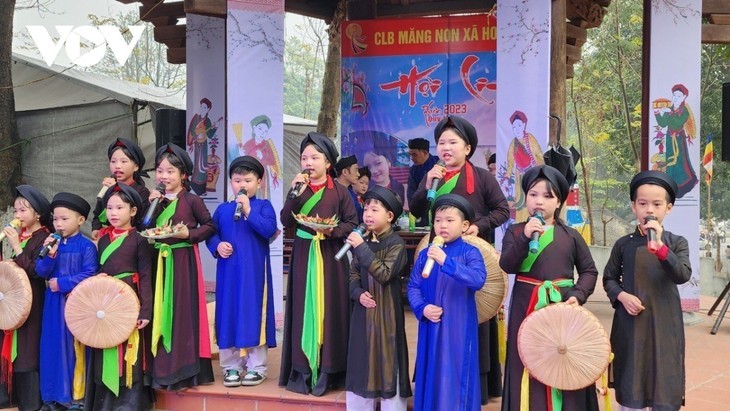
[219,345,268,376]
[618,405,651,411]
[345,374,406,411]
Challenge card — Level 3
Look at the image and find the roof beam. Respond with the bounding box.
[702,23,730,44]
[154,25,187,48]
[184,0,226,18]
[139,1,185,21]
[703,0,730,16]
[167,47,186,64]
[378,0,493,18]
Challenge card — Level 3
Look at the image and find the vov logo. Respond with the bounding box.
[26,25,146,67]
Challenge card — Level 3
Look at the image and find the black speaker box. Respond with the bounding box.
[154,108,187,150]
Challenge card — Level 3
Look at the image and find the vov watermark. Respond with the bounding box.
[26,25,146,67]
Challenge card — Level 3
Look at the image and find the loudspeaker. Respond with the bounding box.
[154,108,187,150]
[721,83,730,161]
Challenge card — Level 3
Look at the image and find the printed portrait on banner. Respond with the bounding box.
[340,14,498,210]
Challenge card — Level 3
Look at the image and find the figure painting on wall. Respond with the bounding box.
[187,97,223,196]
[232,115,281,200]
[651,83,698,199]
[499,110,544,225]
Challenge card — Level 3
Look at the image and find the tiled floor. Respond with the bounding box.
[10,280,730,410]
[153,282,730,410]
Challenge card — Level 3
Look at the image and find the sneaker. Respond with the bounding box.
[241,370,266,386]
[223,369,242,387]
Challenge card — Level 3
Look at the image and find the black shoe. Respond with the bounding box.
[41,402,68,411]
[223,369,242,387]
[241,371,266,386]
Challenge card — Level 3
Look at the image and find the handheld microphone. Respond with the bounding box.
[645,216,659,253]
[234,188,247,221]
[426,160,447,203]
[0,219,21,243]
[96,175,116,199]
[38,230,63,259]
[528,211,545,254]
[142,183,167,228]
[288,170,311,200]
[335,223,367,261]
[422,236,445,278]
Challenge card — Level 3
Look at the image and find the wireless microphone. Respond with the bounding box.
[335,224,367,261]
[288,170,312,200]
[142,183,167,228]
[422,236,445,278]
[234,188,247,221]
[528,211,545,254]
[426,160,447,202]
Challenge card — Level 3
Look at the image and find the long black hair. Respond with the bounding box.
[156,152,191,192]
[110,146,146,186]
[526,177,566,225]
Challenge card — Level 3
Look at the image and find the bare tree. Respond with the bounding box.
[86,12,186,92]
[0,0,23,209]
[316,0,345,137]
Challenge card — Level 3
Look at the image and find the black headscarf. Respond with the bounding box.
[629,170,678,204]
[432,193,476,222]
[229,155,265,178]
[433,115,478,159]
[521,165,570,203]
[363,185,403,218]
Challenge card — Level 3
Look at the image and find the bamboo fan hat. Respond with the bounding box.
[65,276,140,349]
[0,262,32,330]
[415,234,508,323]
[518,303,611,390]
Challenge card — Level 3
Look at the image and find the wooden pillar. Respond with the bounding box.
[346,0,377,20]
[550,0,567,145]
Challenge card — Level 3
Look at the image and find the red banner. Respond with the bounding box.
[342,15,496,57]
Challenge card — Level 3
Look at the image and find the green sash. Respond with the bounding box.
[101,270,136,395]
[435,172,459,198]
[156,199,178,227]
[428,173,460,225]
[99,233,128,266]
[8,237,30,362]
[519,226,554,272]
[151,241,191,355]
[296,186,327,387]
[300,187,325,216]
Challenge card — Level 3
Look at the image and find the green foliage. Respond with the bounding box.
[699,44,730,220]
[567,0,730,227]
[85,11,186,92]
[284,16,326,120]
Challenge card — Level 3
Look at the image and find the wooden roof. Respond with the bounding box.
[117,0,730,67]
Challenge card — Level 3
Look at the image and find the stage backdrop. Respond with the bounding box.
[495,0,551,315]
[495,0,551,240]
[186,13,226,289]
[340,13,498,209]
[647,0,701,311]
[227,0,286,327]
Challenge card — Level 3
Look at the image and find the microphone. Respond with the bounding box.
[0,219,21,243]
[426,160,447,202]
[422,235,445,278]
[288,170,311,200]
[528,211,545,254]
[645,216,659,253]
[234,188,247,221]
[142,183,167,228]
[96,175,116,199]
[38,230,63,259]
[335,223,367,261]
